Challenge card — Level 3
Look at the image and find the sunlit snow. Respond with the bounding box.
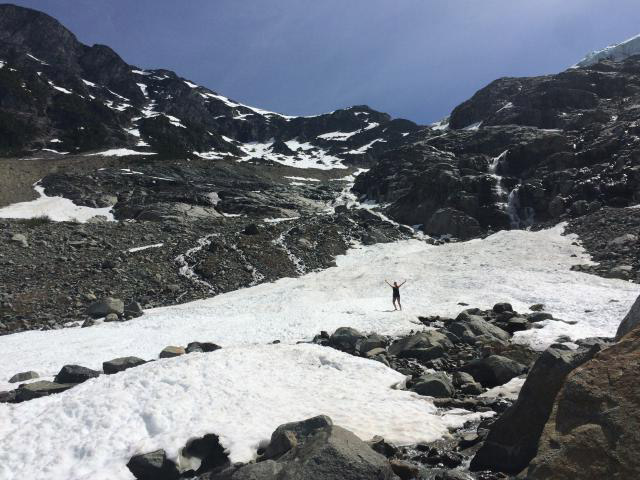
[0,345,488,480]
[88,149,157,157]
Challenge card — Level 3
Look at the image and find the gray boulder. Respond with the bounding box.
[127,450,180,480]
[241,415,397,480]
[446,313,510,344]
[411,373,455,398]
[329,327,365,354]
[527,312,553,322]
[460,355,525,387]
[103,356,146,374]
[10,233,28,248]
[616,295,640,340]
[9,371,39,383]
[470,346,596,474]
[15,380,74,402]
[54,365,100,384]
[87,297,125,318]
[359,334,387,354]
[159,346,185,358]
[492,303,513,313]
[388,331,453,358]
[186,341,222,353]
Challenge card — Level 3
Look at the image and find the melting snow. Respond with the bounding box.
[0,345,488,480]
[88,149,157,157]
[0,185,115,223]
[128,243,164,253]
[131,69,150,75]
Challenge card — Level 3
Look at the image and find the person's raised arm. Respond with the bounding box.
[385,279,392,287]
[399,280,407,287]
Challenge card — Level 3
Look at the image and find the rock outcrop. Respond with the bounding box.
[470,346,596,473]
[526,325,640,478]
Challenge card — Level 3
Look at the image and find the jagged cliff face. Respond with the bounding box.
[0,4,419,164]
[354,57,640,237]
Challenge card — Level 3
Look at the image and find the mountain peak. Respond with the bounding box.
[574,33,640,67]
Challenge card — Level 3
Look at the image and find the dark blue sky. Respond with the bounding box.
[12,0,640,123]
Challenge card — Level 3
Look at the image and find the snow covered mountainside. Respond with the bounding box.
[575,33,640,67]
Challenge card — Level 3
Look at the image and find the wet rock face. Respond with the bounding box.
[526,325,640,479]
[353,57,640,239]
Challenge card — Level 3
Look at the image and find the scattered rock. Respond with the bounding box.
[241,415,397,480]
[10,233,28,248]
[367,436,399,458]
[54,365,100,384]
[127,450,180,480]
[8,371,39,383]
[411,372,455,398]
[461,355,525,388]
[527,312,553,322]
[103,356,146,374]
[389,459,419,480]
[104,313,120,322]
[329,327,365,354]
[15,380,74,402]
[492,302,513,314]
[529,303,545,311]
[186,341,222,353]
[242,224,259,235]
[87,297,125,318]
[159,346,186,358]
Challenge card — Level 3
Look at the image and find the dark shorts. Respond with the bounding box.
[393,294,400,300]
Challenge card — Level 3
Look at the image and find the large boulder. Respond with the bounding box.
[54,365,100,384]
[103,356,146,374]
[424,208,481,239]
[460,355,525,388]
[527,326,640,478]
[127,450,180,480]
[234,415,398,480]
[471,346,595,474]
[446,313,510,344]
[388,331,453,359]
[15,380,74,402]
[87,297,125,318]
[411,372,455,398]
[8,371,39,383]
[615,294,640,340]
[329,327,365,354]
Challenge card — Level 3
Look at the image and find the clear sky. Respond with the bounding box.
[10,0,640,123]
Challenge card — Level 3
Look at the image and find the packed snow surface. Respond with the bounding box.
[0,344,487,480]
[0,185,114,222]
[575,33,640,67]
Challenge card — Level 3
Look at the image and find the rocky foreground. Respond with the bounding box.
[4,296,638,479]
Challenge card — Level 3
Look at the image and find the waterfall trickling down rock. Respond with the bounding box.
[489,150,508,207]
[507,186,535,229]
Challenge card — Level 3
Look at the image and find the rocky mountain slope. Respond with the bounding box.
[0,4,419,164]
[353,56,640,243]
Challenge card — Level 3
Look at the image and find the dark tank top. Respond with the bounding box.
[393,286,400,297]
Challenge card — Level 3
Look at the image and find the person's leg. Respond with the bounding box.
[398,298,402,311]
[392,298,398,310]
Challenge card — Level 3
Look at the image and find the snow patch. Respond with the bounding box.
[575,33,640,67]
[0,185,115,223]
[88,149,157,157]
[128,243,164,253]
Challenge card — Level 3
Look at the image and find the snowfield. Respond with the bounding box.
[0,225,637,479]
[0,224,637,391]
[0,344,488,480]
[0,185,115,222]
